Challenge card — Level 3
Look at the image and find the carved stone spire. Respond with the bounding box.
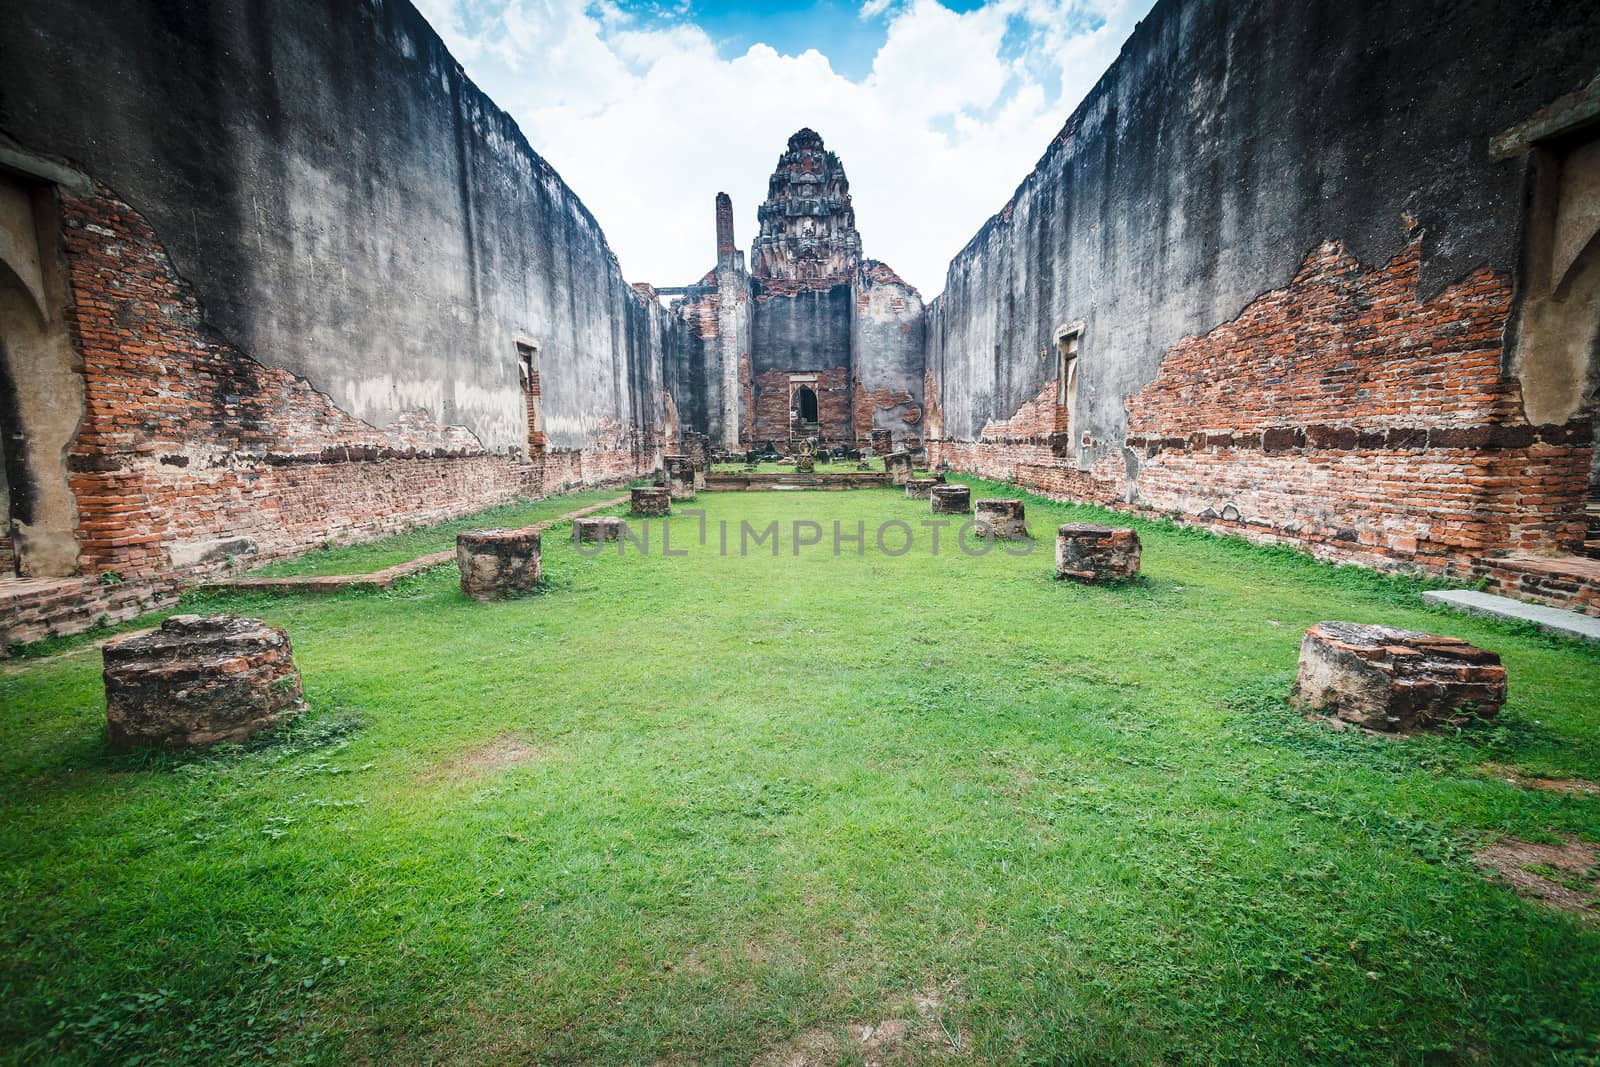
[751,128,861,283]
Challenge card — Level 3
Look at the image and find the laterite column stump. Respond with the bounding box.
[975,499,1027,539]
[1055,524,1141,582]
[870,428,892,455]
[457,528,542,600]
[930,484,971,514]
[684,432,710,489]
[631,486,671,516]
[102,614,306,751]
[884,450,912,486]
[574,516,625,544]
[905,477,939,500]
[664,455,696,500]
[1291,622,1507,732]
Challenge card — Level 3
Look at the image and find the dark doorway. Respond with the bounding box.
[794,385,818,424]
[518,341,543,457]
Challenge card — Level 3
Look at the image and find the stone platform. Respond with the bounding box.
[1422,589,1600,643]
[705,471,891,491]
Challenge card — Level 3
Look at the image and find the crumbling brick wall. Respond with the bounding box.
[851,261,925,444]
[58,183,650,581]
[929,236,1594,591]
[1124,237,1589,572]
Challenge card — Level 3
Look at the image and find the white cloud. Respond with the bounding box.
[424,0,1154,297]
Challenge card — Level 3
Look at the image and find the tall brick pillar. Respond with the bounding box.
[715,192,736,272]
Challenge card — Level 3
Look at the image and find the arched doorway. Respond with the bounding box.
[794,385,818,425]
[0,172,83,578]
[1498,99,1600,559]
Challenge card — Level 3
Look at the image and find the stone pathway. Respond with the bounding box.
[1422,589,1600,643]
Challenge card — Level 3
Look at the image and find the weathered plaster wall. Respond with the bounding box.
[851,262,925,444]
[751,284,853,375]
[665,267,748,450]
[0,0,686,602]
[713,265,753,450]
[663,286,717,446]
[926,0,1600,585]
[749,283,852,442]
[0,0,670,458]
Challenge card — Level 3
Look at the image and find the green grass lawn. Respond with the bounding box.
[244,487,635,578]
[3,479,1599,1064]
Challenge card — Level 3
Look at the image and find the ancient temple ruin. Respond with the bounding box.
[1,0,1598,646]
[659,128,924,454]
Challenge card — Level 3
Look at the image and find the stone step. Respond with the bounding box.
[1421,589,1600,643]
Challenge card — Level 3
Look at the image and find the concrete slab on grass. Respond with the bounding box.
[1422,590,1600,643]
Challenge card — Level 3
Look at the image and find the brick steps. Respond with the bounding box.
[1,575,181,650]
[705,472,890,491]
[1466,553,1600,618]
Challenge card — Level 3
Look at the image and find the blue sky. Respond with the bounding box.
[687,0,987,79]
[414,0,1155,295]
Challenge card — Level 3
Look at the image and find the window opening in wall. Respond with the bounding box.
[0,172,81,579]
[1054,322,1083,434]
[517,340,543,457]
[1494,84,1600,559]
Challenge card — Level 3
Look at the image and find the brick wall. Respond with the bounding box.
[852,383,919,437]
[56,183,653,583]
[752,366,851,445]
[1125,237,1589,570]
[929,236,1597,611]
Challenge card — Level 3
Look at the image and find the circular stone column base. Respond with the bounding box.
[102,614,305,751]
